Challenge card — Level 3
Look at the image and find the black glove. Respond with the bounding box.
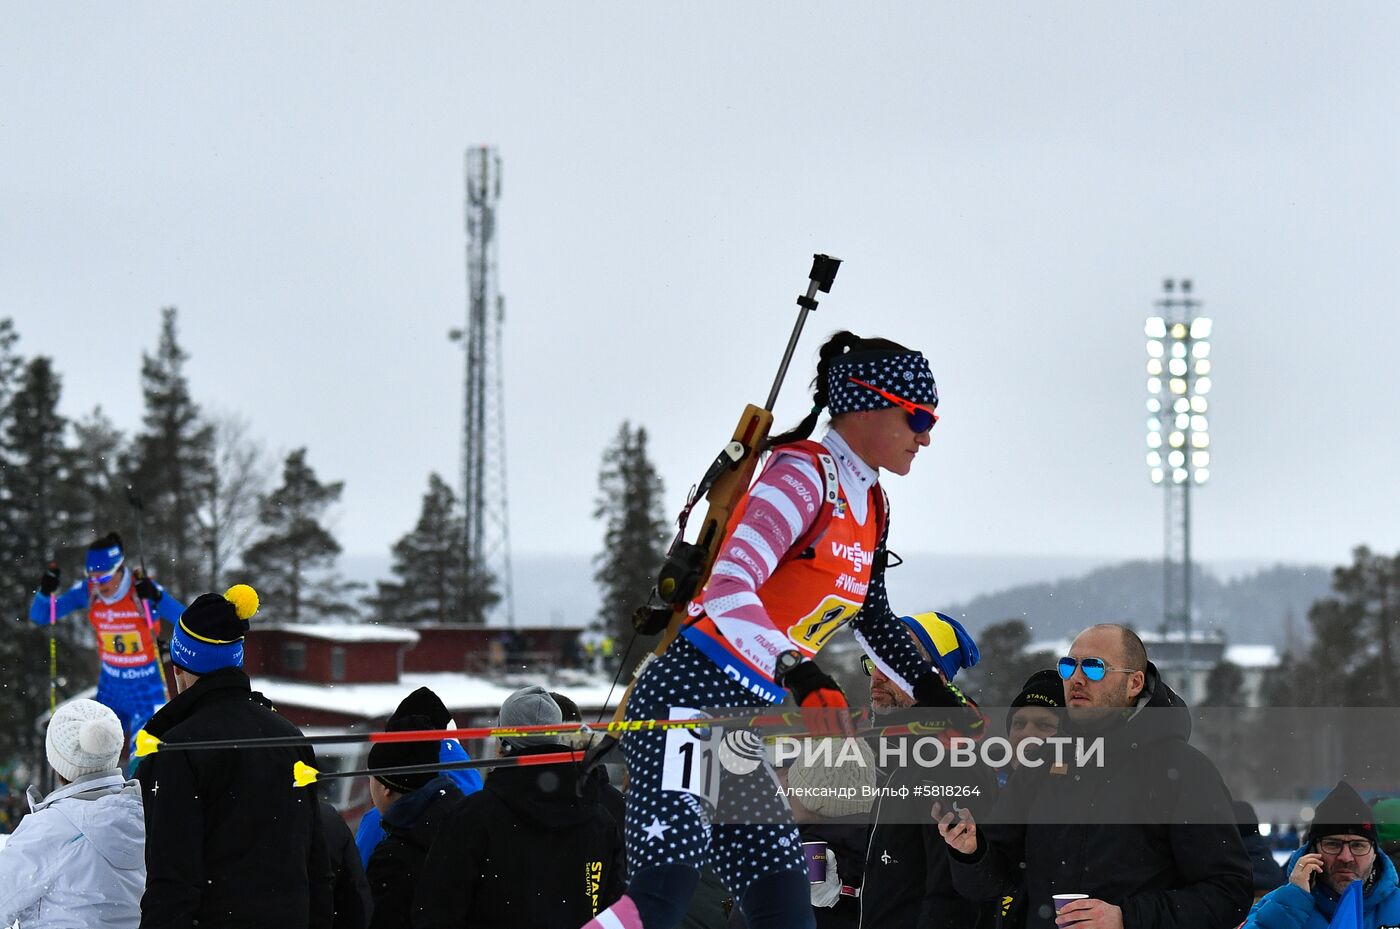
[156,638,171,662]
[135,575,162,604]
[39,563,60,596]
[912,671,964,708]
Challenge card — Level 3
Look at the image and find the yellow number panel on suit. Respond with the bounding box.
[786,595,861,653]
[99,631,146,659]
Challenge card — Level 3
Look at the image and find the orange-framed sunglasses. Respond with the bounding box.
[847,378,939,433]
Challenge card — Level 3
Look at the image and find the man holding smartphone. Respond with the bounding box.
[1243,780,1400,928]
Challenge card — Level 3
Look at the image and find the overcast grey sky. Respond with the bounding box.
[3,4,1397,573]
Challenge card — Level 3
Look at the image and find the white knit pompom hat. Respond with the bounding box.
[47,698,124,782]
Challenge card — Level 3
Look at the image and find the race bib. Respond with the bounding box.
[660,707,721,808]
[100,631,145,658]
[787,595,861,652]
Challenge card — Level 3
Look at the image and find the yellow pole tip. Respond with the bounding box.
[134,730,161,757]
[292,761,320,788]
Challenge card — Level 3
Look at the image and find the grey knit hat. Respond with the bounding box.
[497,685,564,749]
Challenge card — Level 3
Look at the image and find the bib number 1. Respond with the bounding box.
[660,708,721,808]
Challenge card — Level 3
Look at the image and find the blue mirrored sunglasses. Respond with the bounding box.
[1057,656,1136,682]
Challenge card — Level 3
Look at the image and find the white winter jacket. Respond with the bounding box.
[0,770,145,929]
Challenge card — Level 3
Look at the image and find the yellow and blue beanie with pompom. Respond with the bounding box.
[169,584,261,675]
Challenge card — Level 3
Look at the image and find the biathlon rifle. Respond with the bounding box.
[612,254,841,726]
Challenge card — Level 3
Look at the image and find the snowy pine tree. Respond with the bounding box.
[124,307,215,597]
[0,353,93,756]
[240,448,359,621]
[593,422,668,672]
[376,472,496,624]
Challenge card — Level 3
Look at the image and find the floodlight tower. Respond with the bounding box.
[1144,279,1212,700]
[449,146,515,627]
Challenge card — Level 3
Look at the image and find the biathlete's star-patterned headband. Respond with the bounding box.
[826,349,938,415]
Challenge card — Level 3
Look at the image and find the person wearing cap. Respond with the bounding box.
[354,686,484,869]
[0,698,145,928]
[999,668,1064,789]
[135,584,333,929]
[363,714,465,929]
[977,670,1065,929]
[1243,781,1400,929]
[30,532,187,753]
[586,332,981,929]
[414,685,625,929]
[860,611,994,929]
[938,623,1251,929]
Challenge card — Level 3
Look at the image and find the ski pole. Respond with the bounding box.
[48,589,58,715]
[136,710,807,757]
[126,486,171,701]
[292,750,586,788]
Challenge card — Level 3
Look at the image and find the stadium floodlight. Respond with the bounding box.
[1142,280,1214,704]
[1145,300,1213,491]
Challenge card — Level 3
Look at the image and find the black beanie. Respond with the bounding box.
[368,714,439,794]
[1308,780,1377,845]
[392,687,452,730]
[1006,668,1066,733]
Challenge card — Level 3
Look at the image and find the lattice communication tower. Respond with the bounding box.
[451,146,514,626]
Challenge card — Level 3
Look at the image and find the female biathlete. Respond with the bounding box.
[584,332,981,929]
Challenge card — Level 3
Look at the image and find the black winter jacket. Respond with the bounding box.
[322,800,373,929]
[861,754,997,929]
[366,776,462,929]
[948,663,1252,929]
[411,748,625,929]
[136,667,333,929]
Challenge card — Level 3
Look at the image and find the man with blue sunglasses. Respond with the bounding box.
[937,623,1251,929]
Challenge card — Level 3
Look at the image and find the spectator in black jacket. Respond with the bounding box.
[365,715,463,929]
[136,585,333,929]
[412,685,625,929]
[1234,800,1286,903]
[860,612,994,929]
[322,799,373,928]
[939,623,1252,929]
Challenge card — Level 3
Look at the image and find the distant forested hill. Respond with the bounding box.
[944,560,1333,648]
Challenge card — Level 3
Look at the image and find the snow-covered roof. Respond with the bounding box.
[1224,644,1280,669]
[256,670,621,719]
[262,623,420,644]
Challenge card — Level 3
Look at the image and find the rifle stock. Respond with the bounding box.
[605,254,838,730]
[609,403,772,725]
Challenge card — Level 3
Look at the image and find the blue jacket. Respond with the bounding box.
[1244,845,1400,929]
[30,576,185,627]
[354,739,482,868]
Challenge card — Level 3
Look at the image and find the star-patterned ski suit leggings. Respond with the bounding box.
[621,637,805,912]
